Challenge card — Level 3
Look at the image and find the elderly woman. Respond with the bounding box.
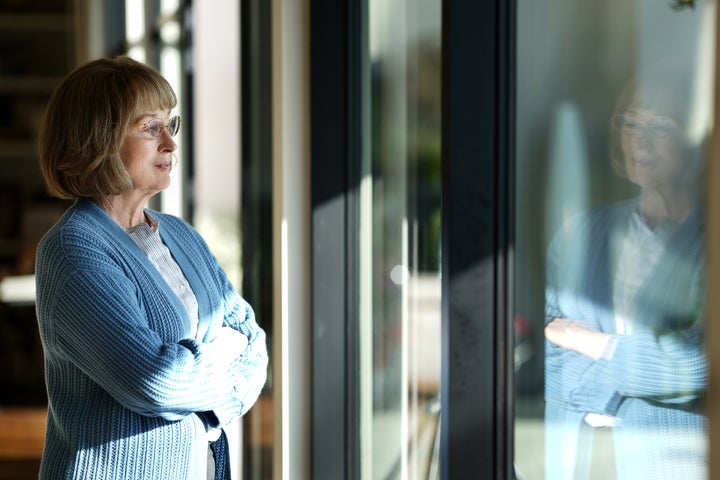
[34,56,267,480]
[544,63,706,479]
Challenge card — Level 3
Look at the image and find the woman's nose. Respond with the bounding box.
[632,130,655,152]
[159,130,178,152]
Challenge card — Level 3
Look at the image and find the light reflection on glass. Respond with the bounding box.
[514,2,713,478]
[363,0,441,478]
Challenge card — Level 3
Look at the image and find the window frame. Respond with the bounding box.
[440,0,514,477]
[310,0,364,477]
[309,0,515,478]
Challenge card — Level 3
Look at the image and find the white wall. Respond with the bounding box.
[193,0,242,289]
[193,1,243,476]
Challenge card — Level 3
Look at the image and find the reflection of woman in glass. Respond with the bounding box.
[544,65,706,479]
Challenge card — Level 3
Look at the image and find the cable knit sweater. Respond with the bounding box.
[545,199,705,479]
[34,198,268,480]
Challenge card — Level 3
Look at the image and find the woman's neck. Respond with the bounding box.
[638,187,696,229]
[93,195,151,229]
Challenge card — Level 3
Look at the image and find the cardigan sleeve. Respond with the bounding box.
[544,212,621,414]
[544,289,621,414]
[570,218,707,408]
[223,298,267,415]
[193,279,267,428]
[165,218,268,427]
[545,206,707,414]
[202,251,268,427]
[570,321,706,408]
[41,266,248,423]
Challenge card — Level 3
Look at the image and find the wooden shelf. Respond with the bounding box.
[0,407,46,460]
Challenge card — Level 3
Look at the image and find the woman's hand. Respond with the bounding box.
[545,318,612,360]
[210,326,249,364]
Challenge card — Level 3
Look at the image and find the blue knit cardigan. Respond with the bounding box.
[35,198,268,480]
[544,199,706,479]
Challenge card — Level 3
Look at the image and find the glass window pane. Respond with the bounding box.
[514,1,712,478]
[362,0,441,478]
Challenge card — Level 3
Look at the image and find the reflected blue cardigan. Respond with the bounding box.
[544,199,706,478]
[35,198,268,480]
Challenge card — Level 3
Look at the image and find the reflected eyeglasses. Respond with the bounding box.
[612,114,680,139]
[138,115,181,138]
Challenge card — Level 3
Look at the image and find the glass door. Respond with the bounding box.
[360,0,442,478]
[514,1,713,478]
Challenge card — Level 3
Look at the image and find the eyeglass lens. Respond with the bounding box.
[146,116,181,137]
[612,114,679,138]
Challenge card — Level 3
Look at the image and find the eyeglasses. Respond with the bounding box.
[138,115,181,138]
[612,114,680,139]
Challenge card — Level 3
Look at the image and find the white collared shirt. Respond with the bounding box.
[125,214,200,339]
[612,211,677,335]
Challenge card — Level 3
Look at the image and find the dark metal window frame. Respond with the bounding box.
[440,0,514,477]
[310,0,363,477]
[310,0,514,478]
[240,0,274,478]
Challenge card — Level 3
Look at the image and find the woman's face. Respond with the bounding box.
[616,109,686,191]
[119,108,178,198]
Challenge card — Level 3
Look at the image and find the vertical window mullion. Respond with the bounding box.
[440,0,513,477]
[310,0,362,478]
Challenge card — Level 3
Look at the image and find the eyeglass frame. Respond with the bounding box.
[137,115,182,138]
[611,113,681,140]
